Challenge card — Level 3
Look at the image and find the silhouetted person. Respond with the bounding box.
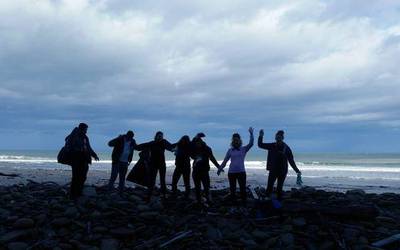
[107,131,137,193]
[258,130,301,200]
[218,127,254,205]
[136,131,174,201]
[191,133,220,204]
[171,135,192,198]
[66,123,99,200]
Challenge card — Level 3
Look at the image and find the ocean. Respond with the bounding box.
[0,150,399,193]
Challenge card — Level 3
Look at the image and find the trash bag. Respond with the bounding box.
[57,146,72,165]
[127,155,151,187]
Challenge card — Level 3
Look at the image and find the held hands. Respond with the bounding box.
[296,172,303,186]
[259,129,264,137]
[217,167,224,176]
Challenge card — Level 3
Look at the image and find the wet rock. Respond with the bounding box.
[93,226,108,234]
[100,238,119,250]
[137,204,151,212]
[240,238,257,247]
[138,211,159,220]
[13,218,34,229]
[376,216,397,225]
[319,241,335,250]
[82,186,97,197]
[7,242,29,250]
[280,233,294,246]
[343,228,360,243]
[292,217,306,227]
[0,231,27,243]
[58,243,74,249]
[64,207,79,217]
[346,189,366,196]
[207,226,222,240]
[51,217,71,227]
[251,230,270,242]
[110,228,136,239]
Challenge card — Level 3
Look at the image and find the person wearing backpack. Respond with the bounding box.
[107,130,137,193]
[258,130,302,200]
[65,123,99,200]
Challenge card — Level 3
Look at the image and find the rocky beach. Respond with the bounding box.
[1,179,400,250]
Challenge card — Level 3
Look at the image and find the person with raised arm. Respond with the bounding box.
[218,127,254,206]
[191,133,220,204]
[258,129,302,200]
[136,131,174,201]
[107,130,137,193]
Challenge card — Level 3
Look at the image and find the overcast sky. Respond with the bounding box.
[0,0,399,153]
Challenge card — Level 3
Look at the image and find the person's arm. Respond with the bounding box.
[163,139,175,152]
[108,136,121,147]
[135,141,152,151]
[245,127,254,152]
[208,147,220,168]
[219,149,231,170]
[88,138,99,161]
[287,147,301,174]
[258,130,274,150]
[128,139,136,163]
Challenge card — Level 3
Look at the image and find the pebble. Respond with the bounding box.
[13,218,34,229]
[7,242,29,250]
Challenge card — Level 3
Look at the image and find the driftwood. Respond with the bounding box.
[0,172,19,177]
[135,235,167,249]
[372,234,400,248]
[250,187,259,200]
[159,230,193,248]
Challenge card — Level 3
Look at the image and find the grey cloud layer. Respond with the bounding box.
[0,0,399,151]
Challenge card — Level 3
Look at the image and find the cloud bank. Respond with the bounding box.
[0,0,399,152]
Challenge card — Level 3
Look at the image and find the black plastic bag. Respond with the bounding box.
[127,156,150,187]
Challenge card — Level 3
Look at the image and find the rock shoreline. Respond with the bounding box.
[1,181,399,249]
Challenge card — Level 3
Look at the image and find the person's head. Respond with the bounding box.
[231,133,242,149]
[126,130,134,140]
[154,131,164,141]
[275,130,284,143]
[78,123,88,135]
[178,135,191,147]
[193,133,206,149]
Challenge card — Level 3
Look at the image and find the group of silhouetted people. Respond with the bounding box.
[61,123,302,204]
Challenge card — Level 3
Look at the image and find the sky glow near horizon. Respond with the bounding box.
[0,0,400,153]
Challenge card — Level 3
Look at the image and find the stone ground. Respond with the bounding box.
[0,181,400,250]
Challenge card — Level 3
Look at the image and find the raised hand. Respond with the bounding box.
[259,129,264,137]
[248,127,254,134]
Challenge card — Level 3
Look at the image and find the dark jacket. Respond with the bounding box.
[108,135,137,163]
[65,127,98,164]
[191,143,219,172]
[174,143,192,168]
[258,136,299,174]
[136,139,174,167]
